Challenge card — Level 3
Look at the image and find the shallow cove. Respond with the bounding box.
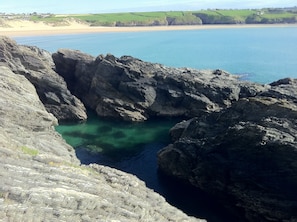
[56,111,238,222]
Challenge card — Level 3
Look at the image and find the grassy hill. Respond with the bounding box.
[12,7,297,26]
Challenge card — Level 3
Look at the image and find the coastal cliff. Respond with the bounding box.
[1,35,297,222]
[0,36,201,222]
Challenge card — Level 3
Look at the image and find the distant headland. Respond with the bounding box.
[1,7,297,37]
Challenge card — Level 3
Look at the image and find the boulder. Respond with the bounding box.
[158,79,297,221]
[53,49,269,121]
[0,36,87,121]
[0,65,202,221]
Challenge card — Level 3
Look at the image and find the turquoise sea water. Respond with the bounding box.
[15,26,297,83]
[14,27,297,221]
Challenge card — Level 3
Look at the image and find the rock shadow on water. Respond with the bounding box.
[63,131,97,141]
[96,125,113,133]
[157,170,242,222]
[111,131,126,139]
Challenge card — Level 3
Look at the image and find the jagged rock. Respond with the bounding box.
[158,79,297,221]
[52,49,269,121]
[5,36,297,221]
[0,65,202,221]
[0,36,87,121]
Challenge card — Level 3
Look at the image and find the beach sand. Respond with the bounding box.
[1,20,296,37]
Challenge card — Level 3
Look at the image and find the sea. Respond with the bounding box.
[14,26,297,222]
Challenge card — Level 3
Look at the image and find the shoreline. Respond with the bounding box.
[1,22,297,37]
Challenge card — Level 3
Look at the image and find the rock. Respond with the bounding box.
[8,36,297,221]
[0,36,87,121]
[53,49,269,121]
[158,80,297,221]
[0,65,202,221]
[0,65,79,163]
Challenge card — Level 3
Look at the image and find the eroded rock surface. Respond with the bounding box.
[158,78,297,221]
[53,49,268,121]
[0,36,87,121]
[0,65,202,221]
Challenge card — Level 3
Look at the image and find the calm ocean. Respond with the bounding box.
[14,26,297,83]
[13,26,297,222]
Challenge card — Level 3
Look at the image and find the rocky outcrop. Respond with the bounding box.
[4,36,297,221]
[158,78,297,221]
[0,36,87,121]
[53,49,268,121]
[0,65,202,221]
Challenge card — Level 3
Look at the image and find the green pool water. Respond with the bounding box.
[55,112,238,222]
[55,112,177,160]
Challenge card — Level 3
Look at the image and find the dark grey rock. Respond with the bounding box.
[0,36,87,121]
[158,82,297,221]
[52,49,269,121]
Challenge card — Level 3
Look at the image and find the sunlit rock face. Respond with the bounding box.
[0,36,87,121]
[0,38,202,222]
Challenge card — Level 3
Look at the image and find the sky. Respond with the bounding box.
[1,0,296,14]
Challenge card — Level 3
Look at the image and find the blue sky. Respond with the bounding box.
[1,0,296,14]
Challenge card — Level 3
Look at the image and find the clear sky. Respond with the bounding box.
[1,0,296,14]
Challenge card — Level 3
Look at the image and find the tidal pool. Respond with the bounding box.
[56,112,238,222]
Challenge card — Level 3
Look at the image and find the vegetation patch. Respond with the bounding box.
[20,146,39,156]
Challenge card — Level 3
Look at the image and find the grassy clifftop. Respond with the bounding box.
[7,7,297,26]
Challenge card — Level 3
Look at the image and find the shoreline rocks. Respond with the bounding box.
[0,39,202,221]
[51,48,297,221]
[0,36,87,121]
[52,49,297,221]
[158,79,297,221]
[2,35,297,221]
[52,49,268,121]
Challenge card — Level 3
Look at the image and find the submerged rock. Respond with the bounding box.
[53,49,268,121]
[158,79,297,221]
[0,65,201,221]
[0,36,87,121]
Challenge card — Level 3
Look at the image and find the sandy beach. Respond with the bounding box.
[1,20,297,37]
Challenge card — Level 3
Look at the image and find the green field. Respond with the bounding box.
[29,8,297,26]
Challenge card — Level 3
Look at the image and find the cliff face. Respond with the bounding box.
[158,78,297,221]
[0,37,201,221]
